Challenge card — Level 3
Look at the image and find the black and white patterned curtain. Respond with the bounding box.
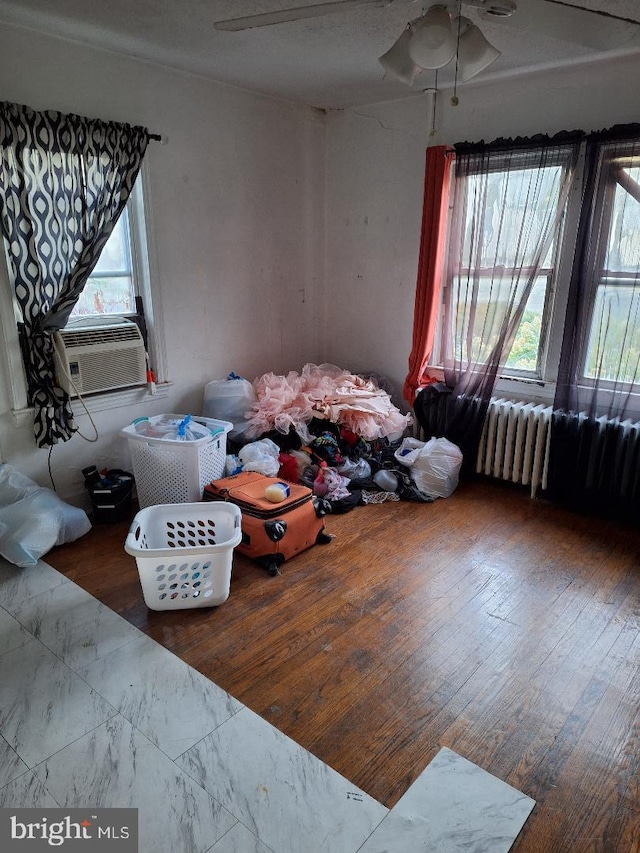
[0,101,149,447]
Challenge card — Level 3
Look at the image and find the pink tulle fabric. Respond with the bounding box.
[244,363,412,442]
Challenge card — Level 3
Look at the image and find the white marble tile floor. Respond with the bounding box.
[358,747,535,853]
[0,556,535,852]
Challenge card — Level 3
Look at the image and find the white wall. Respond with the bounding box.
[0,22,326,499]
[324,53,640,410]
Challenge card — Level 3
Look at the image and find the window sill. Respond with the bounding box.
[11,382,172,428]
[423,367,555,406]
[495,375,554,406]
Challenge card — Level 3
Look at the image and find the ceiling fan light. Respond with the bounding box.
[408,6,456,70]
[379,27,421,86]
[457,23,501,82]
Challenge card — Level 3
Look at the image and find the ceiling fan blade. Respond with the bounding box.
[215,0,393,32]
[542,0,640,29]
[501,0,640,51]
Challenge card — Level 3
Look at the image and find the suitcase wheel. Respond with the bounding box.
[316,530,333,545]
[265,520,287,543]
[257,554,285,577]
[314,498,331,518]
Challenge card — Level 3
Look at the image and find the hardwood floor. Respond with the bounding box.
[46,478,640,852]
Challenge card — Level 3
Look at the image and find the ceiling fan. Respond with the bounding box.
[214,1,640,86]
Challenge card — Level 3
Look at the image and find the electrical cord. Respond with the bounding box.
[47,445,56,491]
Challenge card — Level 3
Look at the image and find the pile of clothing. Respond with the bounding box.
[243,363,412,444]
[220,365,433,512]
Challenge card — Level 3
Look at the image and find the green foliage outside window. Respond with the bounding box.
[506,310,542,372]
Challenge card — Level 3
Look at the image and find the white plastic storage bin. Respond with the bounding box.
[125,502,242,610]
[122,414,232,508]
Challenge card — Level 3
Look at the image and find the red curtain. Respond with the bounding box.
[403,145,453,404]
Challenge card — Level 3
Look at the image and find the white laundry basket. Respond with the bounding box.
[122,414,232,508]
[125,502,242,610]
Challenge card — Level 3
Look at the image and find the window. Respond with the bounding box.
[0,171,165,416]
[582,149,640,387]
[70,208,136,318]
[68,177,154,329]
[453,161,565,376]
[439,146,575,387]
[432,134,640,409]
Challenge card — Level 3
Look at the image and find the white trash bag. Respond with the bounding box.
[394,436,463,498]
[203,374,257,442]
[0,464,91,567]
[132,414,212,441]
[238,438,281,477]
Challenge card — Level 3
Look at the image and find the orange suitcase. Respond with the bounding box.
[203,472,331,575]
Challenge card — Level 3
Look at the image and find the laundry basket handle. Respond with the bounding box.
[127,517,144,546]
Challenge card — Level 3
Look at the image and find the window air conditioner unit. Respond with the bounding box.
[53,316,147,397]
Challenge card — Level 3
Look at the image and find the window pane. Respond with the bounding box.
[71,276,136,316]
[452,275,510,364]
[604,169,640,273]
[92,211,131,274]
[70,210,135,318]
[584,284,640,383]
[505,277,547,372]
[463,166,563,270]
[452,274,547,371]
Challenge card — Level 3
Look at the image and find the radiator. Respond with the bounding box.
[476,399,553,498]
[554,410,640,500]
[613,418,640,499]
[414,396,553,498]
[414,392,639,504]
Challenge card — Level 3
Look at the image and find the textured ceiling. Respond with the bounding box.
[0,0,639,108]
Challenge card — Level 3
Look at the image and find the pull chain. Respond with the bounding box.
[451,1,462,106]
